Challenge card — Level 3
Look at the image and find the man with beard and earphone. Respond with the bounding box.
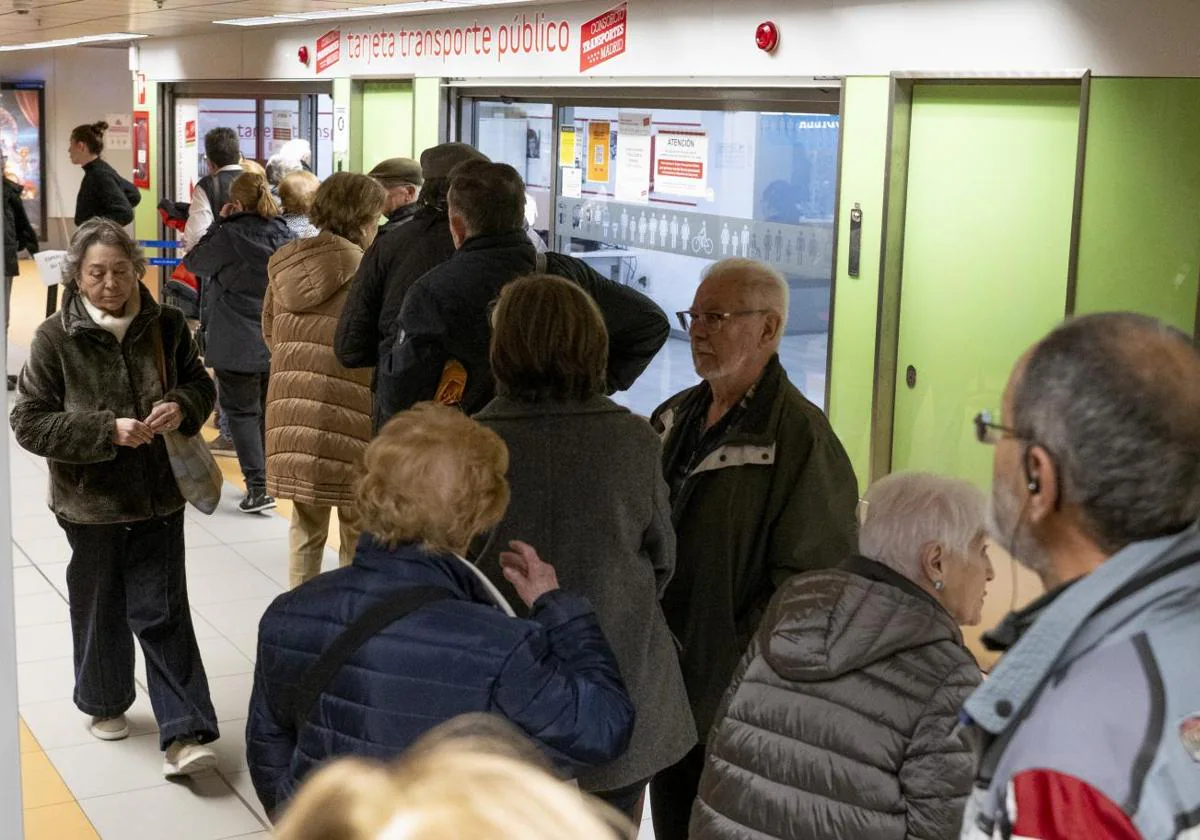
[962,312,1200,840]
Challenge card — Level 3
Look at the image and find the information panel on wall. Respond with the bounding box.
[0,83,47,239]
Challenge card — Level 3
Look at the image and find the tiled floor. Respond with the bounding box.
[4,268,657,839]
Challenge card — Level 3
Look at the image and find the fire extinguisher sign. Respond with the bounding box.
[580,3,627,73]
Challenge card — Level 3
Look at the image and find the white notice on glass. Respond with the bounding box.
[615,111,652,203]
[333,106,350,155]
[561,167,583,199]
[655,130,709,198]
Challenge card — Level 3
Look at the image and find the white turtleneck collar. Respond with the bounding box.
[81,290,142,343]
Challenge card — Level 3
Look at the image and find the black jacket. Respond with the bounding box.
[335,204,457,376]
[378,202,420,238]
[651,355,860,738]
[75,158,140,226]
[3,178,38,277]
[378,230,670,424]
[11,284,215,525]
[184,213,294,373]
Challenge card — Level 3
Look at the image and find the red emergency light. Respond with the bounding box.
[298,45,310,66]
[756,21,780,54]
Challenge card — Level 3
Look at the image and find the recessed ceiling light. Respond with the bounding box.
[214,0,535,27]
[0,33,147,52]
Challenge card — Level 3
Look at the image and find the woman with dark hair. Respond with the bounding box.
[184,172,294,514]
[70,121,141,226]
[474,274,696,822]
[10,218,220,779]
[265,171,386,587]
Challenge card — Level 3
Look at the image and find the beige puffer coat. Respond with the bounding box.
[264,231,372,506]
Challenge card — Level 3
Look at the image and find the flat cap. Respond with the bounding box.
[419,142,489,180]
[368,157,424,187]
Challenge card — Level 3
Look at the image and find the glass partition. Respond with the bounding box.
[472,101,554,246]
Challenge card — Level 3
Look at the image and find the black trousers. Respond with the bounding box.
[59,511,219,750]
[215,369,269,491]
[649,743,706,840]
[593,776,651,823]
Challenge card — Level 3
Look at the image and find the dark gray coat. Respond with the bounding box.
[11,284,215,524]
[474,395,697,792]
[690,556,982,840]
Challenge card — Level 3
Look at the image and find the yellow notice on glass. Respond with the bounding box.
[558,126,577,166]
[587,121,611,183]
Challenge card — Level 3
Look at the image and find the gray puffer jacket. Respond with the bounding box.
[691,556,982,840]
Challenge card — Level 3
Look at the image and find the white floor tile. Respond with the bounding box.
[194,596,277,639]
[210,718,249,773]
[223,770,269,826]
[79,772,265,840]
[202,509,290,546]
[190,609,224,641]
[21,692,157,750]
[14,589,69,627]
[187,567,283,606]
[185,545,261,579]
[47,732,170,799]
[12,564,55,597]
[11,511,67,542]
[207,672,256,723]
[15,619,74,662]
[10,541,30,567]
[185,518,225,549]
[37,561,69,598]
[225,634,259,664]
[15,532,72,565]
[16,655,76,705]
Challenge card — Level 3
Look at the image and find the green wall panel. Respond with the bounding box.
[360,81,414,173]
[413,77,441,161]
[133,81,159,244]
[891,84,1079,488]
[828,76,891,490]
[1075,78,1200,332]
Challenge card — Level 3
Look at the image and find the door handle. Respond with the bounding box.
[906,365,917,389]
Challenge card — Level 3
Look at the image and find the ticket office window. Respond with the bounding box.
[471,100,554,245]
[555,105,839,417]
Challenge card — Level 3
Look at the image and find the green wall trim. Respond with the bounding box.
[828,76,891,490]
[332,77,353,173]
[413,77,442,160]
[133,81,159,243]
[1075,78,1200,332]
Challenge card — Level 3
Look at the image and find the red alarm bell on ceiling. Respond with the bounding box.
[298,45,310,66]
[756,21,780,54]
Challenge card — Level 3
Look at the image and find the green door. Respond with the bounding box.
[360,81,414,172]
[890,84,1080,487]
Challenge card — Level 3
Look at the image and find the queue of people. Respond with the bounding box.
[5,123,1199,840]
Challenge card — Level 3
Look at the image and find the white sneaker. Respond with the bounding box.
[90,715,129,741]
[163,738,218,778]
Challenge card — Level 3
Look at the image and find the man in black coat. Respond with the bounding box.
[376,161,669,424]
[335,143,488,430]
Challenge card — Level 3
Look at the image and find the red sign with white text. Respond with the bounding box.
[185,120,196,145]
[579,3,627,72]
[316,29,341,74]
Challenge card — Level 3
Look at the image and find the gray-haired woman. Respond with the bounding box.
[11,218,221,778]
[691,471,995,840]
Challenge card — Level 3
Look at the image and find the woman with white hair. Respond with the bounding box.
[690,471,994,840]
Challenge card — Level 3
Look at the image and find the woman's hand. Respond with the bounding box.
[499,540,560,608]
[145,401,183,435]
[113,418,154,448]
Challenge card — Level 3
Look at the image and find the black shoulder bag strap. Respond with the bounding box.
[288,586,454,731]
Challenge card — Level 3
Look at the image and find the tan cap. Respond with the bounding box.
[368,157,424,188]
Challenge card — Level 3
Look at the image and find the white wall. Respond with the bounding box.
[137,0,1200,82]
[0,46,132,239]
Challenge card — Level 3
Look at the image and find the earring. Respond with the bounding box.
[933,580,945,592]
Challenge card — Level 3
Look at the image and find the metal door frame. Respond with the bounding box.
[867,71,1092,482]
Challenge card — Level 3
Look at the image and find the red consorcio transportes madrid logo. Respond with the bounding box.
[316,29,341,74]
[580,2,627,72]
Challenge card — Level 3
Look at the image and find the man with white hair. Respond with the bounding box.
[962,312,1200,840]
[648,258,859,839]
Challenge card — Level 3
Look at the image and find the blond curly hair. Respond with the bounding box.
[274,723,631,840]
[355,403,509,555]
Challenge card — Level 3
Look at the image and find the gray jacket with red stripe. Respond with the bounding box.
[960,523,1200,840]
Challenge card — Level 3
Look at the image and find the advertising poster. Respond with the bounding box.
[174,100,200,200]
[586,120,611,182]
[558,126,577,166]
[0,85,46,238]
[614,111,651,203]
[655,130,709,198]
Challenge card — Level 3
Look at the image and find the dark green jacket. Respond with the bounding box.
[651,355,859,739]
[11,283,215,524]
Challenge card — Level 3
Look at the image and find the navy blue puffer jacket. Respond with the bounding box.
[245,538,636,817]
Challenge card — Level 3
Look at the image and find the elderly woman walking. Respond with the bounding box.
[11,219,220,778]
[264,172,385,587]
[690,471,995,840]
